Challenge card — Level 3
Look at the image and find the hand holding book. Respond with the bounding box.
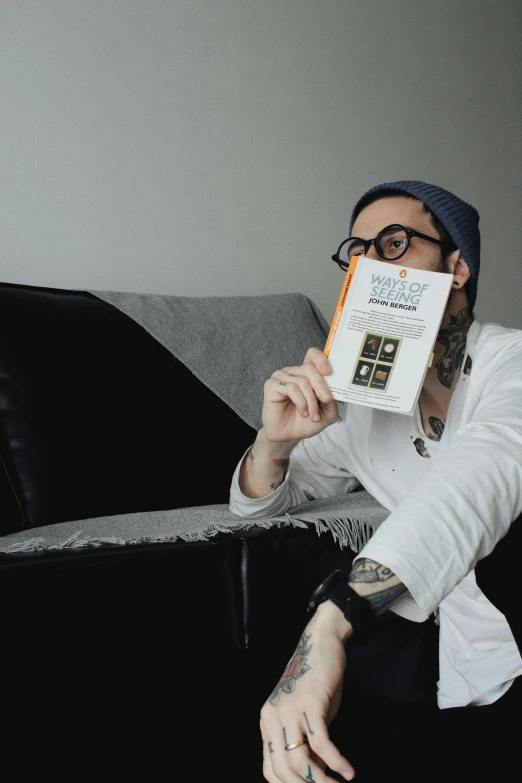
[324,256,453,414]
[261,347,339,444]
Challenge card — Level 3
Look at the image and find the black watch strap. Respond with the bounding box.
[307,569,379,645]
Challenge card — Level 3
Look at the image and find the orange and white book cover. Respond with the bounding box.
[324,256,453,414]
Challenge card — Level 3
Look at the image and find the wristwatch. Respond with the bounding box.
[307,569,378,645]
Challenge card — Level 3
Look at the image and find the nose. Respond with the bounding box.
[364,240,381,261]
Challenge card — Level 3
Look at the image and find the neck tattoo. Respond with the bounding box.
[435,307,473,389]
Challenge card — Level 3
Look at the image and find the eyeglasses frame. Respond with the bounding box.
[332,224,455,271]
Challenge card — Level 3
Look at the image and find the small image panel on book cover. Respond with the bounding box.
[369,364,392,391]
[377,337,401,365]
[351,359,374,388]
[360,332,383,361]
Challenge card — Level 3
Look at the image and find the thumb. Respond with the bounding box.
[321,398,339,424]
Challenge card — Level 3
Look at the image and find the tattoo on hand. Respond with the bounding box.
[303,712,314,734]
[268,741,274,755]
[305,766,316,782]
[269,633,312,706]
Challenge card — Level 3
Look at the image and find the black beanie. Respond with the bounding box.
[350,180,481,311]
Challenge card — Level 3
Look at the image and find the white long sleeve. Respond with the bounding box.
[354,321,522,620]
[229,427,361,519]
[229,320,522,707]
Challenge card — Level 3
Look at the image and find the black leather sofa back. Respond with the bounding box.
[0,282,256,534]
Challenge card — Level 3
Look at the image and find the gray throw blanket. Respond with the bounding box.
[0,289,389,554]
[87,289,332,431]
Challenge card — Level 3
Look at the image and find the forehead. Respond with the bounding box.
[352,196,432,236]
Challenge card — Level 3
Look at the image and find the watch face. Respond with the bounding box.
[308,570,346,611]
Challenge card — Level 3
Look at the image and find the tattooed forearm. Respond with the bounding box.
[269,632,312,706]
[238,434,294,499]
[362,583,407,615]
[349,558,407,616]
[350,558,395,584]
[270,457,289,490]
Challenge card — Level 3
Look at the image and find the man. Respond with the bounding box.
[229,181,522,782]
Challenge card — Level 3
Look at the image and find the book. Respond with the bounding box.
[323,255,454,414]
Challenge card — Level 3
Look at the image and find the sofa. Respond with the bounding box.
[2,280,519,780]
[0,280,369,779]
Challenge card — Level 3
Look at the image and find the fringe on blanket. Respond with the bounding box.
[0,514,374,555]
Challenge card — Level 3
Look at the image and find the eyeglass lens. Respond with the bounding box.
[339,225,409,265]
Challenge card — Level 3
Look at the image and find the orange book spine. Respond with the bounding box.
[324,256,359,357]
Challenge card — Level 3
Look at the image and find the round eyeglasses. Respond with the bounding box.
[332,224,453,271]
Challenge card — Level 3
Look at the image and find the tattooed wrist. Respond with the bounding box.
[269,456,290,491]
[269,632,312,705]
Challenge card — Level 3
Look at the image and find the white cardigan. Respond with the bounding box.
[229,321,522,708]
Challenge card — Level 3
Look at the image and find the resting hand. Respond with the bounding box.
[262,348,339,444]
[259,604,355,782]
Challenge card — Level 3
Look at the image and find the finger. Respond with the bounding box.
[260,721,281,783]
[284,361,334,405]
[272,369,333,414]
[277,360,333,396]
[306,722,355,781]
[269,374,325,421]
[303,348,332,375]
[315,397,339,427]
[272,740,313,783]
[260,716,305,783]
[265,372,321,421]
[276,732,336,783]
[285,748,330,783]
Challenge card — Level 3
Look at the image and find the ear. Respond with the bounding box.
[446,250,470,290]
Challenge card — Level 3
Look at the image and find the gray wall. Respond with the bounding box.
[1,0,521,327]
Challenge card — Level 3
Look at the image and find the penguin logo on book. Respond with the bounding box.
[399,269,407,279]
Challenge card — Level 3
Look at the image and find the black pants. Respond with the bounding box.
[327,613,522,783]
